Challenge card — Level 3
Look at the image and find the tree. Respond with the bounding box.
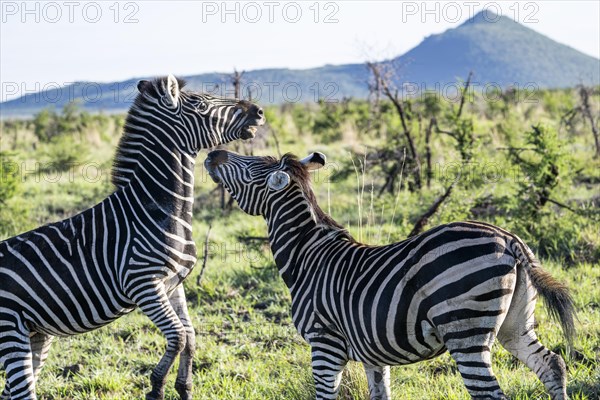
[366,61,422,190]
[577,85,600,158]
[32,109,58,141]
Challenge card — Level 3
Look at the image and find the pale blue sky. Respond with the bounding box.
[1,1,599,101]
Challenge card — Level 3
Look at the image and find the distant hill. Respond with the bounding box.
[391,11,600,88]
[2,11,598,118]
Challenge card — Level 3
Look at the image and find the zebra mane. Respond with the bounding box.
[111,76,187,188]
[282,154,355,242]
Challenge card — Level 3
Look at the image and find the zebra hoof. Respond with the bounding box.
[175,381,192,400]
[177,392,192,400]
[145,390,164,400]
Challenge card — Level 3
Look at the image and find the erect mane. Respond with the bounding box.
[111,76,187,189]
[282,153,355,242]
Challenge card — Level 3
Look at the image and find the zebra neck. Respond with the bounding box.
[125,137,197,221]
[265,191,326,288]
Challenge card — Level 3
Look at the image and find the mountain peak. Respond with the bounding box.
[396,8,599,88]
[462,9,513,25]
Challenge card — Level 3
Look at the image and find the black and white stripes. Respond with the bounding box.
[205,150,575,400]
[0,75,264,400]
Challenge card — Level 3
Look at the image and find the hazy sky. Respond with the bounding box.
[1,1,599,101]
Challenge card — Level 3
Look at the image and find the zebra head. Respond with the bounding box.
[135,74,265,149]
[204,151,326,216]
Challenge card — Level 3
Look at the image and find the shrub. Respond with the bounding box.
[0,151,19,204]
[40,135,89,173]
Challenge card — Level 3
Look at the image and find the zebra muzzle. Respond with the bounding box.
[240,125,259,140]
[204,151,227,183]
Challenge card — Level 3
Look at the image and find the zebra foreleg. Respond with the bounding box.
[363,364,391,399]
[309,336,348,400]
[0,329,36,400]
[168,285,196,400]
[134,286,187,400]
[0,333,52,400]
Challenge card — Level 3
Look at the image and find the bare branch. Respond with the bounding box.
[231,68,245,99]
[408,182,455,237]
[425,118,435,188]
[456,71,473,119]
[578,85,600,158]
[366,61,421,189]
[196,225,212,286]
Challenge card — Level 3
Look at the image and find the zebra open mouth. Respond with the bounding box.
[241,125,259,140]
[240,115,265,140]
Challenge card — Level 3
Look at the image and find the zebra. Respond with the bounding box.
[204,150,576,400]
[0,75,264,400]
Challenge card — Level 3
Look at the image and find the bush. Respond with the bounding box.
[500,125,598,263]
[506,125,570,222]
[0,151,29,237]
[40,135,89,173]
[32,102,89,142]
[32,109,59,141]
[0,151,19,204]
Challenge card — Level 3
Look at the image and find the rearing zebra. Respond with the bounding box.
[204,150,576,400]
[0,75,264,400]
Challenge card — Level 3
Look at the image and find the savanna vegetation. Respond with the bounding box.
[0,82,598,399]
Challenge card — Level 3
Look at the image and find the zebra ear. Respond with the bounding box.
[137,80,152,93]
[164,74,180,108]
[267,171,291,191]
[300,152,326,171]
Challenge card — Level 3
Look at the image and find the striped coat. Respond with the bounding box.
[0,75,264,400]
[205,150,575,400]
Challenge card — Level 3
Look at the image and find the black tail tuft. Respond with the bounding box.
[529,266,577,344]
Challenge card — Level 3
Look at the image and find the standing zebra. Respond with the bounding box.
[205,150,576,400]
[0,75,264,400]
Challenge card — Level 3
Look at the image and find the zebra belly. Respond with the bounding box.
[343,318,446,366]
[0,247,136,336]
[26,305,136,337]
[17,271,135,336]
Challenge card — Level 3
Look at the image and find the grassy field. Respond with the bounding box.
[0,87,599,399]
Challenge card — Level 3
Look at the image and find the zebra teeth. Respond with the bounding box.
[241,125,258,140]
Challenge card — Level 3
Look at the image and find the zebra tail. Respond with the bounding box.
[511,238,577,345]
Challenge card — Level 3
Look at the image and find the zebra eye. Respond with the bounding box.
[195,100,208,112]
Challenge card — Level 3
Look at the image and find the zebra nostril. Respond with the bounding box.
[257,107,264,117]
[209,150,229,165]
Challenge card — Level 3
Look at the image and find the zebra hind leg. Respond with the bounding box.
[444,331,507,399]
[498,329,568,400]
[363,364,391,400]
[134,286,187,400]
[497,269,568,400]
[168,286,196,400]
[30,333,54,388]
